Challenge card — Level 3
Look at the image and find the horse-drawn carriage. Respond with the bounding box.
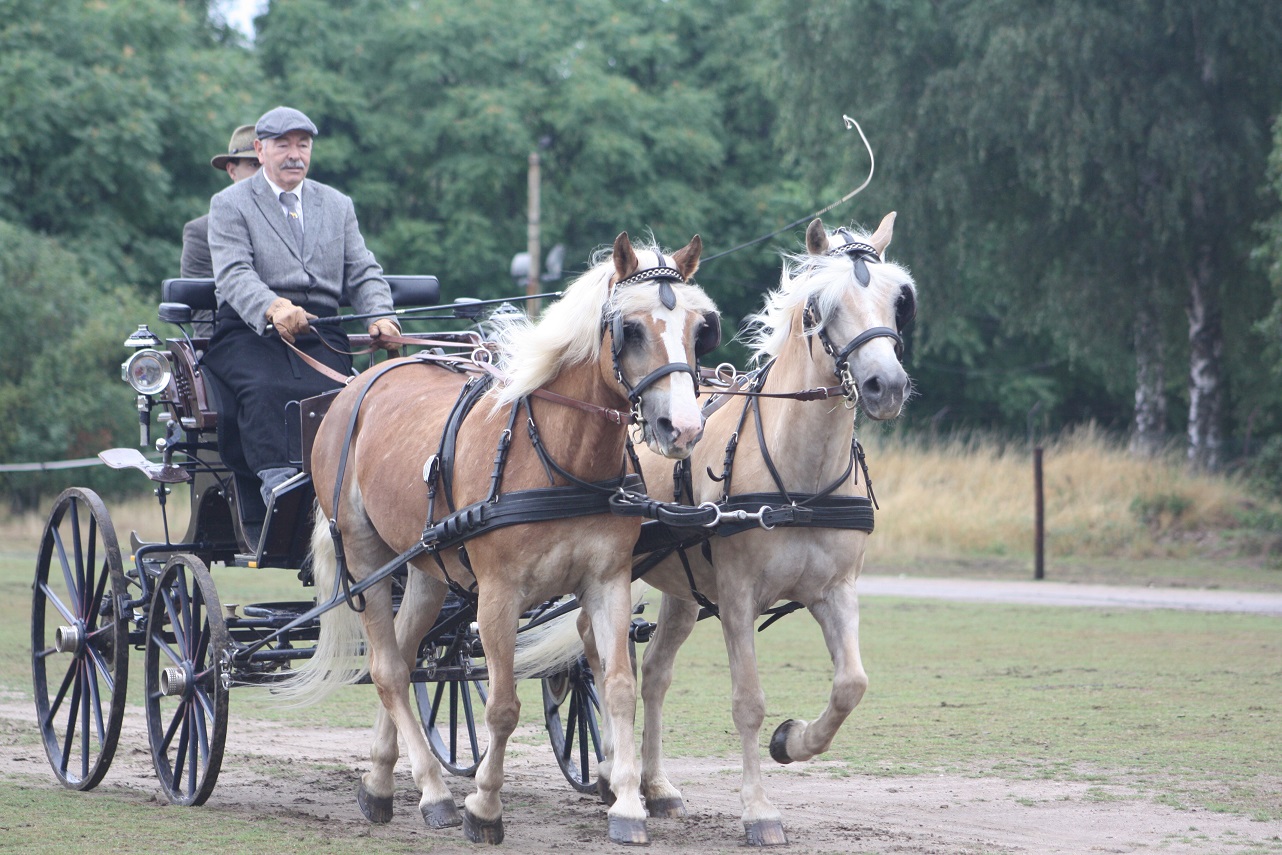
[31,218,916,846]
[30,271,615,806]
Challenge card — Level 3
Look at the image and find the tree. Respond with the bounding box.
[0,0,262,291]
[776,0,1282,465]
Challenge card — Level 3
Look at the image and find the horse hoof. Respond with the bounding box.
[745,819,788,846]
[356,781,393,824]
[598,775,617,806]
[769,719,798,765]
[463,808,504,844]
[608,815,650,845]
[421,797,462,829]
[646,796,687,818]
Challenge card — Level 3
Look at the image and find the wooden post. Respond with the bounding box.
[1033,446,1045,580]
[527,151,541,318]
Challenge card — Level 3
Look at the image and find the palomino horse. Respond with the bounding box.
[281,233,719,845]
[632,213,915,844]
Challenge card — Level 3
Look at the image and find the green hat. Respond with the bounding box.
[210,125,258,170]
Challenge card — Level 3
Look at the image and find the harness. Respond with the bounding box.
[620,292,902,624]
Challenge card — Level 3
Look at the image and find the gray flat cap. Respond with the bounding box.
[255,106,319,140]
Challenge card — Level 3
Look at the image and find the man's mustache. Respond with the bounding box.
[281,158,306,169]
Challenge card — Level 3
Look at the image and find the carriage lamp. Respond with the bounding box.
[123,324,161,349]
[121,349,172,396]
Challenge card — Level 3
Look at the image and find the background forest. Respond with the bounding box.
[3,0,1282,508]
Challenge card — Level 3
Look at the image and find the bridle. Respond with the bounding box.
[604,255,719,427]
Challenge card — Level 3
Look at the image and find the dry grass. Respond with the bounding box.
[4,427,1279,566]
[865,425,1282,561]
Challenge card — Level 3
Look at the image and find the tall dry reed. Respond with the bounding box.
[863,425,1276,560]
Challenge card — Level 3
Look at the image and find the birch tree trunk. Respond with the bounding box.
[1186,236,1223,471]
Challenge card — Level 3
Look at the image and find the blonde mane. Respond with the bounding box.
[744,228,915,363]
[489,242,717,407]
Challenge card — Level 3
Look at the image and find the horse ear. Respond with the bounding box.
[869,211,897,256]
[612,231,639,285]
[672,234,702,281]
[805,218,828,255]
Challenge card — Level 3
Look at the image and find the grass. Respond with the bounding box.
[4,428,1282,839]
[865,425,1282,565]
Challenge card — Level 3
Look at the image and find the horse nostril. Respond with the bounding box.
[656,417,677,442]
[862,376,883,398]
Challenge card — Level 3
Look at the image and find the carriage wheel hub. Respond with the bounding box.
[54,624,83,655]
[159,667,190,697]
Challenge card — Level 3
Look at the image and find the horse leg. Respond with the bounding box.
[581,576,648,845]
[719,594,787,846]
[359,576,460,829]
[574,610,615,805]
[639,592,699,818]
[768,578,867,764]
[463,591,521,844]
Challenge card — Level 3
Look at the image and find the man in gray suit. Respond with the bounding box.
[180,124,260,336]
[203,105,400,518]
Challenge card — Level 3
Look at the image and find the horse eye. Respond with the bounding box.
[622,321,644,345]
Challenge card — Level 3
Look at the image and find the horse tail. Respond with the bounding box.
[511,580,651,681]
[273,505,370,706]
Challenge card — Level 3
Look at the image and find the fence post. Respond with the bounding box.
[1033,446,1045,580]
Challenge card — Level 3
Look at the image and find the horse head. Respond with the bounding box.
[605,231,719,458]
[794,213,915,420]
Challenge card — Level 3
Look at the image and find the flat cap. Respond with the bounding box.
[255,106,319,140]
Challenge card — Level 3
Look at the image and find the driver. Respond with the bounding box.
[203,105,400,509]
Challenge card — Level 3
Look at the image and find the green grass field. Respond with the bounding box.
[4,537,1280,834]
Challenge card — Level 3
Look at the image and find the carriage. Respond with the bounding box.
[30,273,617,809]
[31,217,915,846]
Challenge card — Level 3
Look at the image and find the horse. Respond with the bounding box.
[280,232,720,846]
[629,213,915,845]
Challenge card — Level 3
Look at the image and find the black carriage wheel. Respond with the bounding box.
[144,555,230,806]
[415,643,489,776]
[31,488,131,791]
[542,656,604,793]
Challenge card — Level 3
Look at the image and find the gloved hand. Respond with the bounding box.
[265,297,316,344]
[367,317,401,350]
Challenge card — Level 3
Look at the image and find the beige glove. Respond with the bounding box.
[367,317,401,350]
[265,297,316,344]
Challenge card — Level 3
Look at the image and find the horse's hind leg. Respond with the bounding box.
[639,592,699,818]
[360,570,460,829]
[769,578,867,765]
[463,589,521,844]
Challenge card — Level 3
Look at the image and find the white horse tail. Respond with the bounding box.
[272,505,370,706]
[512,580,651,681]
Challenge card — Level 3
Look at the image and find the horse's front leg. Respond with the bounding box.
[719,592,787,846]
[359,577,459,829]
[463,591,520,844]
[639,591,699,817]
[583,573,649,845]
[769,577,867,764]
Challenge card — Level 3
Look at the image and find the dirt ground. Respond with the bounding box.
[3,697,1279,855]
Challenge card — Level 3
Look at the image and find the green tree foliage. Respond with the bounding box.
[0,220,159,510]
[0,0,262,290]
[250,0,801,336]
[777,0,1282,461]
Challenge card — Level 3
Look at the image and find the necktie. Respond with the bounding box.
[280,191,304,249]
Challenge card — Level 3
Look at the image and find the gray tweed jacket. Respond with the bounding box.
[208,170,392,335]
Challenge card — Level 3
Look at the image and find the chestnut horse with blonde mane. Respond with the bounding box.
[280,232,718,846]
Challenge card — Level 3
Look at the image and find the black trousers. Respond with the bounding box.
[201,309,352,483]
